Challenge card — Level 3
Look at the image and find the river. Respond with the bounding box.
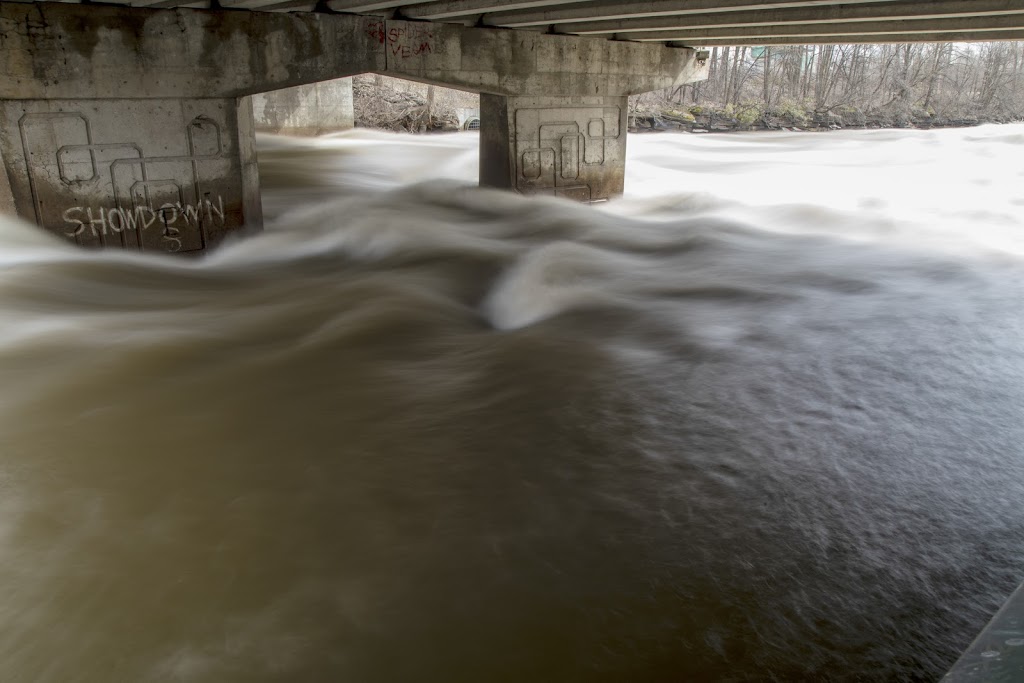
[2,125,1024,682]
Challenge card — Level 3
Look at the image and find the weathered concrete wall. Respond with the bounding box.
[0,98,260,252]
[251,78,354,136]
[481,94,628,202]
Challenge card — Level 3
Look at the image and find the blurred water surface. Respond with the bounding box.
[2,125,1024,682]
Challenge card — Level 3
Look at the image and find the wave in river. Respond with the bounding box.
[1,125,1023,682]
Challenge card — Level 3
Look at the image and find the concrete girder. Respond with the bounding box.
[255,0,321,10]
[145,0,212,8]
[217,0,299,8]
[555,0,1024,35]
[482,0,895,28]
[5,0,1020,51]
[324,0,408,12]
[378,19,705,97]
[619,15,1024,43]
[398,0,590,21]
[677,29,1024,46]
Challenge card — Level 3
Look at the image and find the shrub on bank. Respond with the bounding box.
[629,98,997,134]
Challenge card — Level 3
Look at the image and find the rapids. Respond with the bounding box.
[1,125,1023,682]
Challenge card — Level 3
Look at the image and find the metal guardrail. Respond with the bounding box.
[943,581,1024,682]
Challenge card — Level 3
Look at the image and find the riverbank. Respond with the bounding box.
[629,103,1022,134]
[353,74,1023,136]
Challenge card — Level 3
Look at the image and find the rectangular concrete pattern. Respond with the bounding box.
[0,98,260,252]
[481,95,627,201]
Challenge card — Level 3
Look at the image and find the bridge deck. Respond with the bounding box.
[6,0,1024,45]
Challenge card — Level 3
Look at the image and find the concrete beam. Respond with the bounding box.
[217,0,295,7]
[378,19,706,96]
[399,0,589,21]
[253,0,321,10]
[0,3,384,100]
[621,15,1024,43]
[678,29,1024,46]
[556,0,1024,35]
[251,78,355,135]
[483,0,894,28]
[0,3,703,99]
[325,0,408,12]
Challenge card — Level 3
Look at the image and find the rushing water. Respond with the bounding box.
[2,125,1024,682]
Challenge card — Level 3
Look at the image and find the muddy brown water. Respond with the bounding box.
[1,126,1023,682]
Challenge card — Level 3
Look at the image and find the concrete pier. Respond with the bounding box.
[480,95,627,202]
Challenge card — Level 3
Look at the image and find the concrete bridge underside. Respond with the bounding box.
[0,2,706,251]
[6,0,1024,45]
[1,0,1022,252]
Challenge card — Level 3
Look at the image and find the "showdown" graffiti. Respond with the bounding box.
[62,196,226,238]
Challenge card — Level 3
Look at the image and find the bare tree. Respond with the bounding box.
[634,40,1024,127]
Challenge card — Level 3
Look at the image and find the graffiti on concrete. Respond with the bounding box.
[18,111,228,252]
[61,196,225,252]
[367,21,434,58]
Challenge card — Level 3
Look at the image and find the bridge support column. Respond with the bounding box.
[0,97,261,253]
[479,94,628,203]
